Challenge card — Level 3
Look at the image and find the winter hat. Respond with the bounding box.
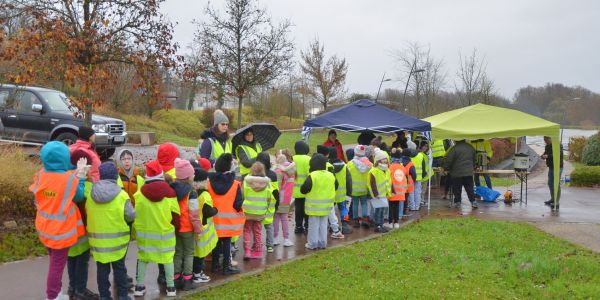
[374,150,388,163]
[70,149,92,166]
[294,140,310,155]
[309,153,328,172]
[328,147,338,160]
[346,148,355,161]
[213,109,229,126]
[354,145,367,157]
[174,158,195,179]
[214,153,233,173]
[78,126,95,141]
[198,158,211,171]
[145,160,164,179]
[256,152,272,170]
[99,161,119,180]
[316,145,329,156]
[193,167,208,182]
[157,143,180,171]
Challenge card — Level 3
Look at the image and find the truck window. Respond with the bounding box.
[14,91,42,112]
[0,90,9,108]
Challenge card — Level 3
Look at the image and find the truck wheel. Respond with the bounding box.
[98,148,116,161]
[54,132,78,146]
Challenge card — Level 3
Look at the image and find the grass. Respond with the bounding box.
[0,144,39,221]
[0,225,47,263]
[490,176,521,187]
[187,218,600,299]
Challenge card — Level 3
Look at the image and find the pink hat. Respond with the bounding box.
[175,158,195,179]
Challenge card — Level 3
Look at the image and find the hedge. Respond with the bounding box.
[570,165,600,187]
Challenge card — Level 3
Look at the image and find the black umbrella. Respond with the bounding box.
[231,123,281,153]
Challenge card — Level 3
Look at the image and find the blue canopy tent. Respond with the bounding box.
[303,99,431,133]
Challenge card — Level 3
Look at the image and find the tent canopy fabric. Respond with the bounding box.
[424,103,561,204]
[303,99,431,133]
[423,103,559,140]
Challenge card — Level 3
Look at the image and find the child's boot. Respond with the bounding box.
[182,274,196,291]
[250,249,263,259]
[243,247,252,260]
[174,273,183,289]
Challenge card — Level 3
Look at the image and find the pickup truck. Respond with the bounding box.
[0,84,127,159]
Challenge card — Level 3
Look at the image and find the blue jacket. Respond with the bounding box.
[40,141,85,202]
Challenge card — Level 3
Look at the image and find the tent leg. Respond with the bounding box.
[428,177,431,210]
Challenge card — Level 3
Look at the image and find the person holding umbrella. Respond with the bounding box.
[235,128,262,178]
[197,110,232,166]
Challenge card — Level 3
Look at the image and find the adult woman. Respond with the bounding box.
[323,129,346,162]
[235,128,262,177]
[198,110,232,166]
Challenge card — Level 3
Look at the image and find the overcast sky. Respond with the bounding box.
[161,0,600,99]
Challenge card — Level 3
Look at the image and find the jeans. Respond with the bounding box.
[373,207,385,226]
[548,168,563,202]
[351,195,368,219]
[97,257,129,299]
[474,174,492,189]
[452,176,476,203]
[409,182,423,210]
[264,223,274,247]
[193,257,205,274]
[67,250,89,294]
[294,198,308,230]
[212,237,232,268]
[47,247,69,300]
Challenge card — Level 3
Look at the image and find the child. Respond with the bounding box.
[256,152,279,253]
[133,160,180,297]
[401,148,417,216]
[329,147,353,235]
[410,142,430,210]
[273,150,296,247]
[88,162,135,300]
[29,141,87,300]
[300,154,337,249]
[242,162,272,259]
[368,150,391,233]
[317,146,344,239]
[158,142,181,180]
[292,141,311,234]
[171,158,203,290]
[189,163,218,284]
[66,150,98,300]
[116,149,145,203]
[209,153,244,275]
[347,145,372,228]
[388,148,408,228]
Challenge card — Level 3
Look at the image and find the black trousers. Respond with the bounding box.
[388,201,400,223]
[452,176,476,203]
[294,198,308,229]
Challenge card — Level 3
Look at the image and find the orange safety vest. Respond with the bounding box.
[29,170,85,249]
[178,194,193,233]
[404,161,415,193]
[389,163,407,201]
[209,180,245,237]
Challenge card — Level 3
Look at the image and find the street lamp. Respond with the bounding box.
[401,63,425,110]
[560,97,581,146]
[375,72,392,102]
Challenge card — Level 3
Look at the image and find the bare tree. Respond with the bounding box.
[195,0,294,129]
[456,48,489,105]
[300,38,348,111]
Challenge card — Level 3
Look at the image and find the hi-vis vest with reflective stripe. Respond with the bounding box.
[431,140,446,158]
[133,191,180,264]
[334,164,347,203]
[242,182,270,219]
[262,180,278,225]
[304,170,336,217]
[210,138,232,162]
[29,170,85,249]
[368,167,391,199]
[68,181,93,257]
[389,163,407,201]
[404,161,415,193]
[86,190,131,263]
[347,160,369,196]
[411,152,430,182]
[292,154,311,198]
[209,180,245,237]
[236,143,262,175]
[195,191,217,258]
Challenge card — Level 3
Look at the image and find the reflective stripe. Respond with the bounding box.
[138,245,176,253]
[306,198,333,204]
[305,206,332,212]
[37,227,78,241]
[214,224,244,230]
[196,230,216,247]
[216,212,245,218]
[73,235,89,246]
[90,243,129,253]
[58,173,77,214]
[243,205,268,210]
[33,171,41,208]
[353,187,367,192]
[393,185,406,189]
[245,196,268,202]
[38,205,75,221]
[136,232,175,240]
[88,232,130,239]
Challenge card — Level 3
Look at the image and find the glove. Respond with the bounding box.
[75,157,88,178]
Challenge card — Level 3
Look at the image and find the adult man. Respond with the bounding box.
[443,139,478,209]
[541,136,563,209]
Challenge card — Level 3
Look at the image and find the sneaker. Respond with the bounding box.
[375,226,384,233]
[331,231,345,239]
[74,288,99,300]
[380,226,390,233]
[267,246,274,253]
[393,223,400,229]
[544,199,553,205]
[222,265,240,275]
[305,242,316,250]
[193,271,211,283]
[273,239,280,246]
[133,285,146,297]
[471,202,478,209]
[294,227,304,234]
[166,287,176,297]
[230,254,238,266]
[283,239,294,247]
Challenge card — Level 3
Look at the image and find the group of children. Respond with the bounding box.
[32,135,430,300]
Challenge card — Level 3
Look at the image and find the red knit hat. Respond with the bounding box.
[145,160,164,178]
[198,158,211,171]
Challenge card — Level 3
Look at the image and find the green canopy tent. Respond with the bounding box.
[423,103,561,209]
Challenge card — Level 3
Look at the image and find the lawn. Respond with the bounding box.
[187,218,600,299]
[0,225,47,263]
